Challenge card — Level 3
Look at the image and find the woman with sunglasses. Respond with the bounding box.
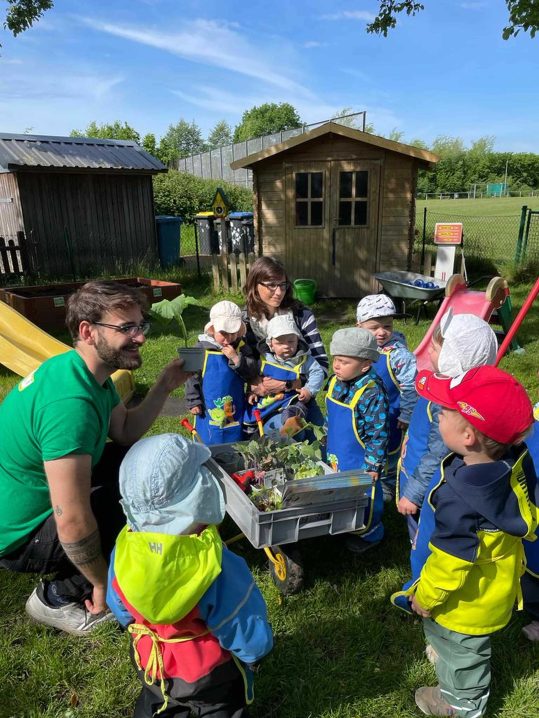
[243,257,328,428]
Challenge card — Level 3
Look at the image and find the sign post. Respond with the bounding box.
[433,222,463,281]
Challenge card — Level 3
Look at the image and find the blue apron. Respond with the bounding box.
[326,375,384,541]
[194,349,246,445]
[524,404,539,577]
[374,349,402,457]
[244,355,306,427]
[396,396,435,503]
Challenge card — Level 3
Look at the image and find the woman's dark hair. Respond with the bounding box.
[244,256,299,319]
[66,280,148,342]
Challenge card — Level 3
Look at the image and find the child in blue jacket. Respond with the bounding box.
[107,433,273,718]
[356,294,416,501]
[408,366,536,718]
[326,327,389,553]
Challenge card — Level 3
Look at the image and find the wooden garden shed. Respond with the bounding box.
[231,122,439,297]
[0,133,166,278]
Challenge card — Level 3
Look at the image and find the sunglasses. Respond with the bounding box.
[93,321,151,337]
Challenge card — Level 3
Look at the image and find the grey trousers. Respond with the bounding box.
[423,618,491,718]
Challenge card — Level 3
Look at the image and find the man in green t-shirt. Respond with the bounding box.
[0,281,190,636]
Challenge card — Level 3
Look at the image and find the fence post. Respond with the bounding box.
[420,207,427,273]
[515,205,528,264]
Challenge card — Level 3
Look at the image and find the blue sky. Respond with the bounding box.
[0,0,537,151]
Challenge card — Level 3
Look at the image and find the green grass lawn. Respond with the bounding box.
[0,272,538,717]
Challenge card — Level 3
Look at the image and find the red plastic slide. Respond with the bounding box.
[414,274,509,372]
[495,276,539,366]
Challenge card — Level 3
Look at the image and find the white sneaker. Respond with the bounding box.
[25,582,115,636]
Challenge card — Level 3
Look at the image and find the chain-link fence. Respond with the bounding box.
[415,209,527,271]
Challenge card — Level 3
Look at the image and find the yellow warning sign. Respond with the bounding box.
[211,187,231,218]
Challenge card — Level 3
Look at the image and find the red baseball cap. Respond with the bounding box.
[415,365,533,444]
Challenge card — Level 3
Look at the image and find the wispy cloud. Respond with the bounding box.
[0,69,123,102]
[320,10,375,22]
[79,17,313,98]
[303,40,327,48]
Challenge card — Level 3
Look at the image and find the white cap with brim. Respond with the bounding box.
[356,294,396,323]
[330,327,379,362]
[266,314,301,345]
[438,310,498,377]
[207,300,244,334]
[119,434,225,535]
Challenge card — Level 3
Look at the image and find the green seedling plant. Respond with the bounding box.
[149,294,201,345]
[234,428,328,510]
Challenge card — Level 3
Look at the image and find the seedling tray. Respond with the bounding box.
[207,444,372,549]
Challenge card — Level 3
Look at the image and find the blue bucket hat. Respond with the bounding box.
[119,433,225,535]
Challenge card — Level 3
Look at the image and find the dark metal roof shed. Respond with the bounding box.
[0,133,166,173]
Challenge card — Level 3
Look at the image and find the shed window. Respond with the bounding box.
[295,172,324,226]
[338,170,368,226]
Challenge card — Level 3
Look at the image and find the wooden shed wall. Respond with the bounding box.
[253,135,417,281]
[16,172,157,276]
[0,173,24,239]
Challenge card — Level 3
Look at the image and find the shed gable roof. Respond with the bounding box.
[230,122,439,169]
[0,133,166,173]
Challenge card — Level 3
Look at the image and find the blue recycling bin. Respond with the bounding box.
[155,215,182,268]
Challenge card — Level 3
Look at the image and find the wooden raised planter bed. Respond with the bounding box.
[0,277,182,332]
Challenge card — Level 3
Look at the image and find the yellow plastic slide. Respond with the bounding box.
[0,302,135,402]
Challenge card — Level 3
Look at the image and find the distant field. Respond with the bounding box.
[416,196,539,218]
[415,197,539,267]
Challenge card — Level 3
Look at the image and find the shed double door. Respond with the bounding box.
[285,160,380,297]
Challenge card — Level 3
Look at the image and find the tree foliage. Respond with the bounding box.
[158,120,207,165]
[233,102,302,142]
[367,0,539,38]
[70,121,141,143]
[2,0,53,38]
[207,120,233,150]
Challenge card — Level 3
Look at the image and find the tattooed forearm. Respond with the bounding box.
[54,505,63,516]
[60,529,102,568]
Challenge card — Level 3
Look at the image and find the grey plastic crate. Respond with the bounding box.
[206,447,372,549]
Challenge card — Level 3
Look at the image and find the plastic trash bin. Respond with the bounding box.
[293,278,317,305]
[229,211,254,254]
[155,215,182,268]
[194,212,219,254]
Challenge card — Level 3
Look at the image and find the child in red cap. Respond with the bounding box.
[408,366,537,718]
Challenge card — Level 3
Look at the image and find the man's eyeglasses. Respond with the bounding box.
[259,281,290,293]
[93,321,151,337]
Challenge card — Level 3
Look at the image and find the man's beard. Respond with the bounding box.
[95,334,142,370]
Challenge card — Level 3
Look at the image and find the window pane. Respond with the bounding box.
[296,201,308,225]
[310,172,323,198]
[339,172,353,199]
[310,201,323,226]
[339,201,352,226]
[295,173,308,199]
[355,171,368,198]
[354,201,367,226]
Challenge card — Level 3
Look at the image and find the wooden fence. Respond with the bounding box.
[0,231,37,278]
[211,251,257,292]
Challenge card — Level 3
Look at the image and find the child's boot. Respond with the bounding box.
[522,620,539,641]
[415,686,455,716]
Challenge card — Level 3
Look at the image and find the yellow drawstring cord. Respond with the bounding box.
[128,623,208,714]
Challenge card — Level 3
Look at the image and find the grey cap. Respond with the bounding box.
[330,327,380,362]
[119,433,225,535]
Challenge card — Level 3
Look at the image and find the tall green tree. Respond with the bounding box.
[207,120,233,149]
[233,102,302,142]
[367,1,539,39]
[70,121,140,143]
[158,120,207,165]
[142,133,157,156]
